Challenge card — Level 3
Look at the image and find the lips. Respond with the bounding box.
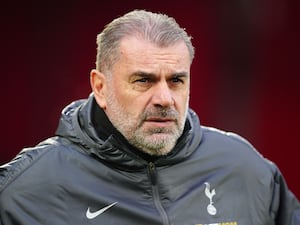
[146,117,175,122]
[144,117,176,129]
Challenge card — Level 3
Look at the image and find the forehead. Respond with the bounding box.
[117,36,191,70]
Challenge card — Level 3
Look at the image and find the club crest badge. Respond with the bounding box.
[204,182,217,215]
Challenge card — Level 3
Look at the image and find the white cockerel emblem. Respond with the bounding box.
[204,182,217,215]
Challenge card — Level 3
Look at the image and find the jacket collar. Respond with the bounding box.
[56,93,203,170]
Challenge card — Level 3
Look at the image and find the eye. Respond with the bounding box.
[132,76,154,91]
[171,77,183,83]
[135,77,151,83]
[170,76,184,84]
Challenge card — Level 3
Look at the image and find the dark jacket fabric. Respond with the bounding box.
[0,94,299,225]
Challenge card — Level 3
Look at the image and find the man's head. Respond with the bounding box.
[91,10,194,156]
[96,9,194,74]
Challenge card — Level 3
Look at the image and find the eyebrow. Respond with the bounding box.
[132,71,155,78]
[172,72,189,78]
[132,71,189,78]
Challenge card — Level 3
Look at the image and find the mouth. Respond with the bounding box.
[144,117,176,128]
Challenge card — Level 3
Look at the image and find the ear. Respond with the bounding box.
[90,69,107,109]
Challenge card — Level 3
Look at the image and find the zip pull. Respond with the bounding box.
[148,162,157,185]
[148,162,170,225]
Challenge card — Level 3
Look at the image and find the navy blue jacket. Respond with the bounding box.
[1,94,299,225]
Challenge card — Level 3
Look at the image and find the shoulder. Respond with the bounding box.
[0,137,88,194]
[201,126,261,155]
[0,137,94,222]
[198,125,276,176]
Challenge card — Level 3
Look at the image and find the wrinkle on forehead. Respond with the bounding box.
[118,36,191,73]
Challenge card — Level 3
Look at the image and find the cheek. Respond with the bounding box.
[115,88,148,116]
[176,90,189,108]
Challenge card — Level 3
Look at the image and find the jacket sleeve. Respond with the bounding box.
[270,164,300,225]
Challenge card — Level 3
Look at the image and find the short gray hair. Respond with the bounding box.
[95,9,195,73]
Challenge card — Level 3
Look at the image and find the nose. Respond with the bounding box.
[151,82,174,107]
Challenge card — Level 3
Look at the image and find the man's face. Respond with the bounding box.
[99,37,191,156]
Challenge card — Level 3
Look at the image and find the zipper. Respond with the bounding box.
[148,162,170,225]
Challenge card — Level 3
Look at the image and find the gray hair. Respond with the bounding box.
[95,9,195,73]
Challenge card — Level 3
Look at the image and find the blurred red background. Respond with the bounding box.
[1,0,299,198]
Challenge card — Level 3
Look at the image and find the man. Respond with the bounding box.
[0,9,299,225]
